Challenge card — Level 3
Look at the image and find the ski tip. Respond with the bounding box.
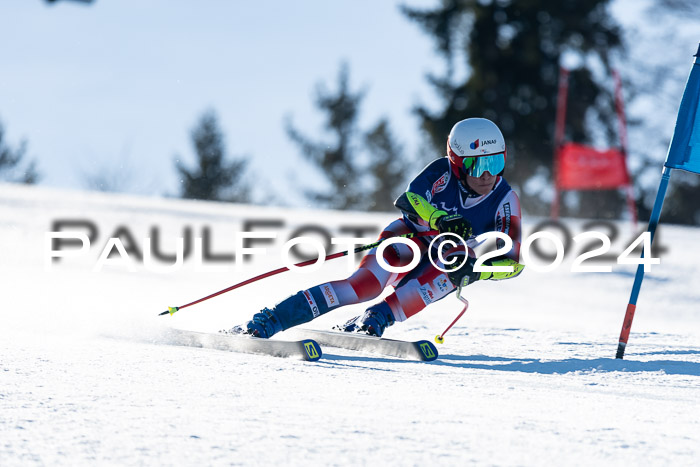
[416,340,439,361]
[300,339,322,362]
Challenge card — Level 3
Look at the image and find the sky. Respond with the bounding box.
[1,0,699,209]
[0,0,441,206]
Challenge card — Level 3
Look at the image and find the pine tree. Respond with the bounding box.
[402,0,625,217]
[365,119,409,212]
[175,110,249,202]
[0,120,40,184]
[286,63,365,210]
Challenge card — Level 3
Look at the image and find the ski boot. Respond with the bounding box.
[219,308,282,338]
[336,302,395,337]
[244,308,284,338]
[222,291,320,339]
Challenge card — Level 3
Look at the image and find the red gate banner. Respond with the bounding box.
[556,142,631,190]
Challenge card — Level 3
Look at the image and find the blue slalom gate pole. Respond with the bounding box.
[615,168,672,359]
[615,43,700,359]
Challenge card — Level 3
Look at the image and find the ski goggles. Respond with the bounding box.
[461,153,505,177]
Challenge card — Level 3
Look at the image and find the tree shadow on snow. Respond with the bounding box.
[634,349,700,356]
[319,353,419,368]
[436,354,700,376]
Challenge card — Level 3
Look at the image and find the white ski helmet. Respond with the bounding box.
[446,118,507,178]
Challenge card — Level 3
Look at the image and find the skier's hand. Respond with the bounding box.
[435,214,473,241]
[444,251,482,287]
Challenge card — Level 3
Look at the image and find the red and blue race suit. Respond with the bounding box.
[292,157,524,324]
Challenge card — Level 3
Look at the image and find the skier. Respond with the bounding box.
[228,117,524,339]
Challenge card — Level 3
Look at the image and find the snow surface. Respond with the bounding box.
[1,183,699,466]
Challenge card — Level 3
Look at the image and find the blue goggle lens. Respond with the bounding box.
[463,153,505,177]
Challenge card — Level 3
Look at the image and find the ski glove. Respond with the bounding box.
[435,214,473,241]
[444,252,481,288]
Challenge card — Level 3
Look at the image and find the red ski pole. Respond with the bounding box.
[435,286,469,344]
[160,230,438,316]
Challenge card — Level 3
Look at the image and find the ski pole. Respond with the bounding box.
[435,285,469,344]
[160,229,438,316]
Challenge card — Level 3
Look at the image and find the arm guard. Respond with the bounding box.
[477,258,525,281]
[394,192,447,229]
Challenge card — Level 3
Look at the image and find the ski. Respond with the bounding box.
[165,328,322,362]
[293,329,438,362]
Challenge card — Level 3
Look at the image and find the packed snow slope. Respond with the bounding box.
[1,183,699,466]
